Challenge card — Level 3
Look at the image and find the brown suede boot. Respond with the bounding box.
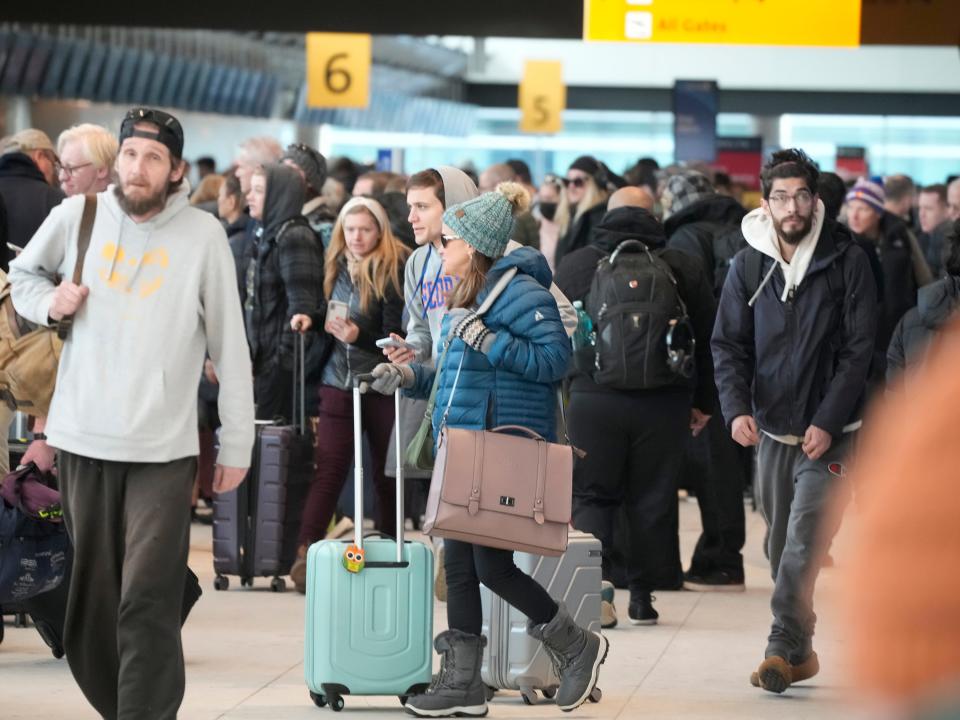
[750,652,820,693]
[290,544,309,594]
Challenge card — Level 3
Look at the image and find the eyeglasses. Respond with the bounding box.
[59,162,93,178]
[565,176,587,189]
[768,190,814,209]
[439,234,462,248]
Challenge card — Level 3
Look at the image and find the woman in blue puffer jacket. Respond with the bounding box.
[366,183,607,718]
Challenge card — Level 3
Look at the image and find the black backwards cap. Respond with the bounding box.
[119,107,184,160]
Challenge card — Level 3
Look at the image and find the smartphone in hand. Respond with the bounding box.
[325,300,349,325]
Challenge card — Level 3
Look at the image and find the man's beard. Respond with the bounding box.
[773,212,813,246]
[114,182,168,216]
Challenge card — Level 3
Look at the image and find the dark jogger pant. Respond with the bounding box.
[686,414,747,579]
[569,389,689,594]
[58,451,196,720]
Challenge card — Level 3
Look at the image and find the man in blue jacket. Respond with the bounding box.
[712,149,877,695]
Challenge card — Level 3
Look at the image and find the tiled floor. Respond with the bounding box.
[1,499,862,719]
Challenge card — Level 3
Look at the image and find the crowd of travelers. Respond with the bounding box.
[1,107,958,719]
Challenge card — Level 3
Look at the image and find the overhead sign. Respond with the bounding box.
[714,136,763,192]
[584,0,861,47]
[673,80,717,163]
[306,32,371,109]
[518,60,565,134]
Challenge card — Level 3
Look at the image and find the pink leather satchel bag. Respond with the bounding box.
[422,424,572,557]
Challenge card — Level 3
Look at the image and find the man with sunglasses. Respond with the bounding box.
[9,107,254,719]
[0,129,65,271]
[712,149,877,695]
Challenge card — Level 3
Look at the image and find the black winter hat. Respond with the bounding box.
[568,155,600,177]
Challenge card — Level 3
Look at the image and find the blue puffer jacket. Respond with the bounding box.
[407,247,570,442]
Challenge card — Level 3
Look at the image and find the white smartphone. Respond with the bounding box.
[376,337,412,350]
[325,300,349,324]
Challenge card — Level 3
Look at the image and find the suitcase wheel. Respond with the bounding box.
[521,689,538,705]
[240,577,253,588]
[310,691,327,708]
[214,575,229,592]
[542,687,557,700]
[270,577,286,593]
[589,687,602,703]
[484,685,496,702]
[14,612,28,628]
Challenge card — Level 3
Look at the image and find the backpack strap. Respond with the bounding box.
[56,194,97,340]
[743,247,765,300]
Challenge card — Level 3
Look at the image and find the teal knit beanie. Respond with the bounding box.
[443,182,531,259]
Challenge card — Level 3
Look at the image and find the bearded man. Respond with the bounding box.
[711,149,877,695]
[9,107,254,720]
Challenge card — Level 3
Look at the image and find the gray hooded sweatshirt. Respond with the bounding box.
[402,166,576,363]
[9,184,255,468]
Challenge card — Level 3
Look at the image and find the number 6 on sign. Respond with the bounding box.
[519,60,565,134]
[306,33,371,109]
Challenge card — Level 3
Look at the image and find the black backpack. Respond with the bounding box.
[583,240,694,390]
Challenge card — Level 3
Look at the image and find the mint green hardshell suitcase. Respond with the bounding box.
[304,384,433,712]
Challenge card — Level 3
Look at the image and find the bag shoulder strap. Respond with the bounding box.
[56,194,97,340]
[73,194,97,284]
[744,247,765,299]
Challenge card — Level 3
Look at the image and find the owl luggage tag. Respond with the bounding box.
[342,544,366,573]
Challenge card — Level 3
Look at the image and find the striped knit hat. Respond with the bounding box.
[846,177,886,215]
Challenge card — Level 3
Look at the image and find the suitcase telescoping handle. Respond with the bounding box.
[352,374,405,564]
[291,331,306,433]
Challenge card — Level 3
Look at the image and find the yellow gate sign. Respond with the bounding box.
[306,33,371,109]
[584,0,861,47]
[519,61,565,134]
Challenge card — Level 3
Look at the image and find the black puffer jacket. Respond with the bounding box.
[0,152,64,271]
[887,275,960,382]
[859,211,933,352]
[712,220,878,437]
[320,261,405,391]
[245,165,322,372]
[664,194,746,297]
[555,202,607,264]
[554,206,718,413]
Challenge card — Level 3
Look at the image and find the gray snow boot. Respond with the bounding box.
[528,604,609,712]
[405,630,488,718]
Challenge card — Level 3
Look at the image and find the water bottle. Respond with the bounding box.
[571,301,596,374]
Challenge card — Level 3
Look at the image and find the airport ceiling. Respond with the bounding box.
[5,1,958,44]
[2,2,584,39]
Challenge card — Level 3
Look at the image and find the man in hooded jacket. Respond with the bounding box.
[245,163,322,421]
[712,149,877,694]
[555,192,717,626]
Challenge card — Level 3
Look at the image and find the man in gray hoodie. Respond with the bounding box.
[9,108,255,720]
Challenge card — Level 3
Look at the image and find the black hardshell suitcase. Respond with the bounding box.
[212,335,312,592]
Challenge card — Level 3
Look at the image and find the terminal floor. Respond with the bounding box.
[2,498,864,719]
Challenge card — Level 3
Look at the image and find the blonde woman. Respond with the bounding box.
[555,155,611,264]
[289,197,409,592]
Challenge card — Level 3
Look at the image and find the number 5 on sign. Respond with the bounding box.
[306,32,371,109]
[519,61,565,134]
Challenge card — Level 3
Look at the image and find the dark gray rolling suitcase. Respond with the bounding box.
[212,336,312,592]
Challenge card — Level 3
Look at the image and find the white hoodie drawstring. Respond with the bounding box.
[748,261,778,308]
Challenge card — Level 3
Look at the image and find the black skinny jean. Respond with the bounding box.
[444,539,558,636]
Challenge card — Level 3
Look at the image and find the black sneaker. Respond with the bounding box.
[628,593,658,626]
[683,569,745,593]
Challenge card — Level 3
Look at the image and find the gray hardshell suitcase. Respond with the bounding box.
[212,335,312,592]
[480,531,603,705]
